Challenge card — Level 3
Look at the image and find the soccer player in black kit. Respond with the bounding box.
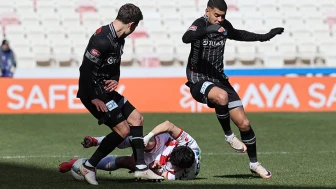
[76,4,163,185]
[182,0,284,179]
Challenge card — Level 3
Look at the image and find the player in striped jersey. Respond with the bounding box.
[59,121,200,180]
[182,0,283,179]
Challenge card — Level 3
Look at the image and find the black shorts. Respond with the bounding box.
[80,92,135,129]
[188,79,243,109]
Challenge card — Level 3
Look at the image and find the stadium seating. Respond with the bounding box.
[0,0,335,68]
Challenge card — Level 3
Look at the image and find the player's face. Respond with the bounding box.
[206,7,226,25]
[124,22,138,36]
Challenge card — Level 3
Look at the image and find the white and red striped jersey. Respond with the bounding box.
[117,130,201,180]
[157,130,201,180]
[117,133,174,165]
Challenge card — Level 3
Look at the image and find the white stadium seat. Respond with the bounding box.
[121,39,134,66]
[1,0,335,68]
[11,40,35,69]
[155,39,175,64]
[134,38,156,59]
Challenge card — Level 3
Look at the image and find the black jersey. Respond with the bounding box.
[77,23,125,100]
[183,15,264,84]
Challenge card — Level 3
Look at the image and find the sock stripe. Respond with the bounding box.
[242,136,256,144]
[131,137,143,140]
[216,113,229,119]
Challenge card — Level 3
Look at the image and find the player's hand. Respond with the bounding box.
[206,24,227,35]
[261,27,284,41]
[218,27,225,33]
[151,160,161,170]
[143,132,154,147]
[104,80,118,92]
[206,24,221,33]
[91,99,108,112]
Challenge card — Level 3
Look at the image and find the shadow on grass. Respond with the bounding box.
[214,174,261,179]
[0,162,331,189]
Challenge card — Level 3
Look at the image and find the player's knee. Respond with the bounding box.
[127,112,143,126]
[215,91,228,106]
[117,123,131,138]
[139,115,144,125]
[238,119,250,130]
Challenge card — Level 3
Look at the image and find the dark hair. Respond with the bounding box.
[116,3,143,24]
[207,0,228,11]
[170,146,195,169]
[2,39,9,45]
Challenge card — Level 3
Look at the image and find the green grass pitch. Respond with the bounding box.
[1,113,335,189]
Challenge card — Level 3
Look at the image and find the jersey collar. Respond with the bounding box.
[109,23,118,39]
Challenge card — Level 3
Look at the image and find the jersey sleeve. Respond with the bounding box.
[157,141,176,164]
[182,17,207,43]
[224,19,264,42]
[79,33,111,100]
[174,129,200,151]
[164,164,199,180]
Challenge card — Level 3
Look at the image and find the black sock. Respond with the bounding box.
[240,127,257,163]
[130,126,147,169]
[88,131,124,167]
[215,104,232,136]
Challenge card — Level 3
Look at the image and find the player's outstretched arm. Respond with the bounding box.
[143,121,181,145]
[225,19,284,42]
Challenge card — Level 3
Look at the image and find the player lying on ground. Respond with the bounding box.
[59,121,201,180]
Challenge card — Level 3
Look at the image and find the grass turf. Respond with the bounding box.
[0,113,335,189]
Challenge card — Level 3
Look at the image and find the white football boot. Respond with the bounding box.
[250,162,272,179]
[134,168,164,181]
[79,163,98,185]
[225,134,247,153]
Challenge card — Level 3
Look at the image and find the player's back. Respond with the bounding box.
[77,23,125,98]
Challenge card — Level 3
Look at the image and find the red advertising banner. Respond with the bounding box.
[0,77,335,113]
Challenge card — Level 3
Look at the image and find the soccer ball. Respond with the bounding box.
[71,158,86,181]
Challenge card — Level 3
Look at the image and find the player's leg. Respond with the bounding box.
[229,107,271,178]
[224,82,272,179]
[190,81,233,146]
[96,156,135,172]
[120,96,164,180]
[79,98,130,185]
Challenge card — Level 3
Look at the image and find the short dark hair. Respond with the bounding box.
[170,146,195,169]
[207,0,228,11]
[116,3,143,24]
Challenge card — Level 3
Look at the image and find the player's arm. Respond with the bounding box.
[79,36,110,100]
[182,18,226,43]
[224,19,284,42]
[143,121,182,143]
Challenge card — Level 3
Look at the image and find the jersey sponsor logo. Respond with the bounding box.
[85,51,100,63]
[200,81,213,94]
[202,40,225,47]
[188,25,197,31]
[105,100,118,111]
[107,56,118,64]
[90,49,101,57]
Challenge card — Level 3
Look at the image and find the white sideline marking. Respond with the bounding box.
[0,151,334,159]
